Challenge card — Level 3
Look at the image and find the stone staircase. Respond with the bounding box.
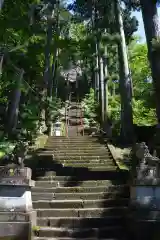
[30,136,130,240]
[67,102,83,137]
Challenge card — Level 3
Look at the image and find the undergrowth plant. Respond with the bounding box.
[82,88,98,127]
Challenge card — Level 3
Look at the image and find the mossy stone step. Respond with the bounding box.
[33,173,124,181]
[31,165,117,172]
[38,151,111,156]
[53,160,113,165]
[46,144,104,148]
[37,207,128,218]
[35,180,113,187]
[33,198,128,209]
[34,238,120,240]
[46,139,101,143]
[32,185,127,193]
[37,216,125,228]
[53,156,112,160]
[54,163,115,168]
[37,153,112,160]
[32,190,129,201]
[53,152,112,157]
[47,142,103,145]
[32,169,126,180]
[45,147,108,151]
[33,226,124,238]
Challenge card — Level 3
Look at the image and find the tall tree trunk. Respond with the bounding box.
[99,56,105,123]
[115,0,133,143]
[0,54,4,78]
[46,1,60,136]
[93,2,100,102]
[140,0,160,123]
[6,70,24,135]
[52,50,58,97]
[51,0,60,99]
[43,19,53,135]
[95,42,100,101]
[103,42,108,121]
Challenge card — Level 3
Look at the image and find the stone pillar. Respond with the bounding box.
[0,166,36,240]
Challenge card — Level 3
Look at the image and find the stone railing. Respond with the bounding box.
[0,165,36,240]
[129,142,160,239]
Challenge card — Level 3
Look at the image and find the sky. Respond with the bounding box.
[132,9,160,42]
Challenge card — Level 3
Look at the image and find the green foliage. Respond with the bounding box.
[0,141,15,159]
[82,88,98,126]
[47,97,62,121]
[108,94,121,122]
[0,0,157,145]
[133,99,157,125]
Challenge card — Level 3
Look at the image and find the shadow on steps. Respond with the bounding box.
[27,135,131,240]
[25,154,128,181]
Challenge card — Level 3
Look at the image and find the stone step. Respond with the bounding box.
[44,147,108,151]
[56,163,114,168]
[32,169,127,181]
[47,137,101,141]
[34,174,127,182]
[33,199,128,209]
[46,140,102,144]
[38,151,111,156]
[49,164,115,169]
[37,154,112,161]
[32,167,118,176]
[54,153,112,157]
[48,136,100,139]
[34,180,113,187]
[34,175,113,181]
[28,159,115,169]
[46,144,105,148]
[32,191,129,201]
[32,185,127,194]
[33,226,124,238]
[37,216,125,228]
[37,207,128,218]
[53,156,112,160]
[34,238,120,240]
[46,141,105,145]
[47,137,98,141]
[55,155,113,159]
[52,161,114,165]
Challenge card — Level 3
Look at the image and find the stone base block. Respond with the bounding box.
[0,210,37,227]
[0,222,31,240]
[129,218,160,240]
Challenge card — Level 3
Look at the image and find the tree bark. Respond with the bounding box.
[115,0,133,143]
[6,70,24,135]
[95,42,100,102]
[99,56,105,123]
[140,0,160,123]
[43,19,53,135]
[103,43,108,121]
